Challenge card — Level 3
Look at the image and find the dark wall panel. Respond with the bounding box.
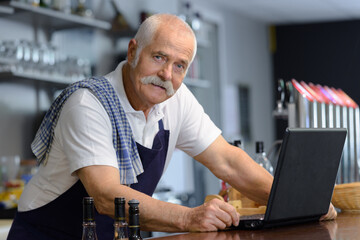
[273,20,360,138]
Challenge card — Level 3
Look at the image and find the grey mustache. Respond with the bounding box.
[140,76,175,96]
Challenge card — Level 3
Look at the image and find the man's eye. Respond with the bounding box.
[154,55,163,61]
[175,64,185,71]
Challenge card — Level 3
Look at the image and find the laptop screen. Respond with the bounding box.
[265,128,347,223]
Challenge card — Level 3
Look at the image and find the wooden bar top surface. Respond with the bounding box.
[147,212,360,240]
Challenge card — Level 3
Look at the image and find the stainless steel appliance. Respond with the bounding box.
[274,79,360,183]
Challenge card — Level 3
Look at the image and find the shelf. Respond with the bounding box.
[184,77,211,88]
[0,4,14,14]
[4,1,111,31]
[0,69,75,86]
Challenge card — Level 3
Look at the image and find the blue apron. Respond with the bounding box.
[7,120,169,240]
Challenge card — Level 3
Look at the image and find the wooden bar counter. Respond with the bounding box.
[147,212,360,240]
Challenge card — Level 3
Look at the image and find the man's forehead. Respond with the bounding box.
[150,30,194,60]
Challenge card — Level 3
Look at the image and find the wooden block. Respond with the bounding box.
[204,194,224,203]
[228,200,242,212]
[240,195,260,208]
[228,187,242,201]
[226,187,260,208]
[238,206,267,216]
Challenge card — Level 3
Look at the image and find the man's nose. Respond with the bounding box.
[158,63,172,81]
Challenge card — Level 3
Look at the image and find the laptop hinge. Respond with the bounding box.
[264,215,321,228]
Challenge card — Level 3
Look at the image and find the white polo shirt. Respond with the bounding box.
[18,61,221,211]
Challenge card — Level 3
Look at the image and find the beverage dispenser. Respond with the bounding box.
[274,79,360,183]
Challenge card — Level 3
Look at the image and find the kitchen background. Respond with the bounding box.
[0,0,274,210]
[1,0,360,232]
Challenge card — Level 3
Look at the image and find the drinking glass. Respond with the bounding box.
[0,155,21,189]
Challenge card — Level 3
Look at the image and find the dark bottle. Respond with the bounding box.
[114,197,128,240]
[39,0,51,8]
[233,140,243,149]
[128,199,142,240]
[82,197,98,240]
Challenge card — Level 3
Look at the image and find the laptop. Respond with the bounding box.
[230,128,347,230]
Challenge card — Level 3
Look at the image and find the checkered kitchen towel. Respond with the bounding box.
[31,77,143,185]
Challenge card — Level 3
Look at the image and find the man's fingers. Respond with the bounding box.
[213,208,233,228]
[209,216,228,230]
[185,198,241,232]
[217,201,240,226]
[203,199,233,229]
[320,203,337,221]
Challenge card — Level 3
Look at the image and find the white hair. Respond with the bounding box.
[129,13,197,68]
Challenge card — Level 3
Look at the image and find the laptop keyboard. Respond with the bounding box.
[240,214,265,220]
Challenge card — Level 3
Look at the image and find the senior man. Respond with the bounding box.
[8,13,335,240]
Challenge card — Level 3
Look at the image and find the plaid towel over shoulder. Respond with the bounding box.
[31,77,143,185]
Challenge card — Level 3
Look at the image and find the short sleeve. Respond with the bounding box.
[175,85,222,157]
[56,89,119,174]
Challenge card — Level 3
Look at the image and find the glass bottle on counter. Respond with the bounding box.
[114,197,128,240]
[128,199,142,240]
[82,197,98,240]
[254,141,274,175]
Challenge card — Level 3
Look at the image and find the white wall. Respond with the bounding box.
[221,11,275,155]
[189,1,275,154]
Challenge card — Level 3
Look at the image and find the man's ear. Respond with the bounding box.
[127,39,137,63]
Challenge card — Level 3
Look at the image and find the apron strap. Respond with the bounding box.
[158,119,164,130]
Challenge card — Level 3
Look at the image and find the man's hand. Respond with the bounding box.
[320,203,337,221]
[183,198,240,232]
